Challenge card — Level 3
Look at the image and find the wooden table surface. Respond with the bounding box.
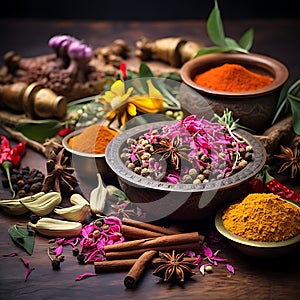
[0,18,300,300]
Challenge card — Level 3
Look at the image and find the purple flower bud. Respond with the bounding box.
[48,35,71,48]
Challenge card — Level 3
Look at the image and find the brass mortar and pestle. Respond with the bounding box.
[0,82,67,119]
[135,37,203,68]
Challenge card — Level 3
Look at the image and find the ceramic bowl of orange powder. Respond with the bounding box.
[180,52,289,133]
[62,124,119,185]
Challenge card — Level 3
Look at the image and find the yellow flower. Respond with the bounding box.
[99,79,164,127]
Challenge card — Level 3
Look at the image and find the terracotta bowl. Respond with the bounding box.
[180,52,289,133]
[105,121,267,222]
[215,200,300,258]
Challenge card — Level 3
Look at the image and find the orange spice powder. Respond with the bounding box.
[68,124,118,154]
[193,63,274,92]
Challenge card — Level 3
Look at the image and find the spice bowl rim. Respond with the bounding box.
[105,120,267,193]
[180,52,289,97]
[215,199,300,255]
[62,127,106,158]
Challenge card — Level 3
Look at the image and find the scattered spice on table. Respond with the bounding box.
[247,171,265,193]
[2,166,45,198]
[42,148,79,194]
[222,193,300,242]
[264,168,300,203]
[247,165,300,203]
[68,124,118,154]
[121,115,253,184]
[152,250,197,282]
[0,135,26,197]
[274,145,300,179]
[193,63,273,92]
[124,249,157,288]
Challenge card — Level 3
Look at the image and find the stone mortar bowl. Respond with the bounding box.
[180,52,289,134]
[105,121,267,222]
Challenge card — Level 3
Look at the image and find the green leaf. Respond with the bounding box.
[160,72,182,81]
[196,46,230,56]
[8,225,35,255]
[138,62,154,78]
[15,119,63,142]
[238,28,254,51]
[203,0,253,55]
[224,38,248,53]
[107,185,130,203]
[289,95,300,134]
[207,0,226,47]
[289,78,300,96]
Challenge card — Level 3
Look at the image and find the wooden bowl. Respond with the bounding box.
[180,53,289,133]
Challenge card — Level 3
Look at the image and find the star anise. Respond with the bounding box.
[108,202,144,220]
[152,250,196,283]
[153,136,193,170]
[42,148,79,195]
[275,145,300,179]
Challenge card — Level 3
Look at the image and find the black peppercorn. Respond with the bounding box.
[77,253,86,264]
[72,247,80,256]
[51,258,61,270]
[29,214,40,224]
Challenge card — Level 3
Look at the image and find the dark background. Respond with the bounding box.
[1,0,298,20]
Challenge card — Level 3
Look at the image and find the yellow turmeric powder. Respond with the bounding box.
[68,124,118,154]
[222,193,300,242]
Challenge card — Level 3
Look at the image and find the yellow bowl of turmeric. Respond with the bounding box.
[180,52,289,134]
[62,124,119,185]
[215,193,300,258]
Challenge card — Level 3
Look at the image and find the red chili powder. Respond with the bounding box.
[193,63,274,92]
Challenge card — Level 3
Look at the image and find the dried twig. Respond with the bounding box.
[0,123,46,156]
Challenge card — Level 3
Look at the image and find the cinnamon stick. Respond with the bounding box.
[105,241,200,260]
[122,218,179,235]
[104,231,203,254]
[94,259,137,273]
[124,250,157,289]
[121,224,164,239]
[94,256,198,273]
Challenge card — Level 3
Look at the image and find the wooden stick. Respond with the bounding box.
[124,250,157,289]
[0,123,46,155]
[122,218,179,235]
[94,259,137,273]
[104,232,202,253]
[105,242,201,260]
[0,110,29,126]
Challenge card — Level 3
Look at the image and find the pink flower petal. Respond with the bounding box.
[193,255,202,265]
[24,267,35,281]
[202,245,213,258]
[184,250,195,257]
[212,256,228,262]
[52,245,63,256]
[20,257,30,268]
[75,273,97,281]
[226,264,235,274]
[3,252,18,257]
[55,238,66,245]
